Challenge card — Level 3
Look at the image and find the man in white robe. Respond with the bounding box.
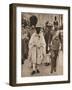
[28,27,46,75]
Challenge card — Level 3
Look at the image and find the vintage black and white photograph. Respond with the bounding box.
[21,13,63,77]
[9,4,70,86]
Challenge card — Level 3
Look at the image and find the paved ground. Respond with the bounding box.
[21,50,63,77]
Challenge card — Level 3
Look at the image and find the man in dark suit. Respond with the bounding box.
[44,22,52,66]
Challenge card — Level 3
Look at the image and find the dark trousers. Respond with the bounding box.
[21,39,29,64]
[50,50,59,73]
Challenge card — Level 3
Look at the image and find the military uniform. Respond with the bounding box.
[50,31,60,73]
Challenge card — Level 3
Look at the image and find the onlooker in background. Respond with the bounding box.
[53,16,58,30]
[44,21,53,66]
[21,28,30,64]
[22,16,27,29]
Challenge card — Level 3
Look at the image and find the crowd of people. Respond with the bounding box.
[21,15,63,75]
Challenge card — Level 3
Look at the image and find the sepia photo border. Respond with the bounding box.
[9,3,70,86]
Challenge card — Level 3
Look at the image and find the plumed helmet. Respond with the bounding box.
[30,15,38,26]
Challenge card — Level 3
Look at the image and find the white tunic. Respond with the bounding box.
[28,31,46,64]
